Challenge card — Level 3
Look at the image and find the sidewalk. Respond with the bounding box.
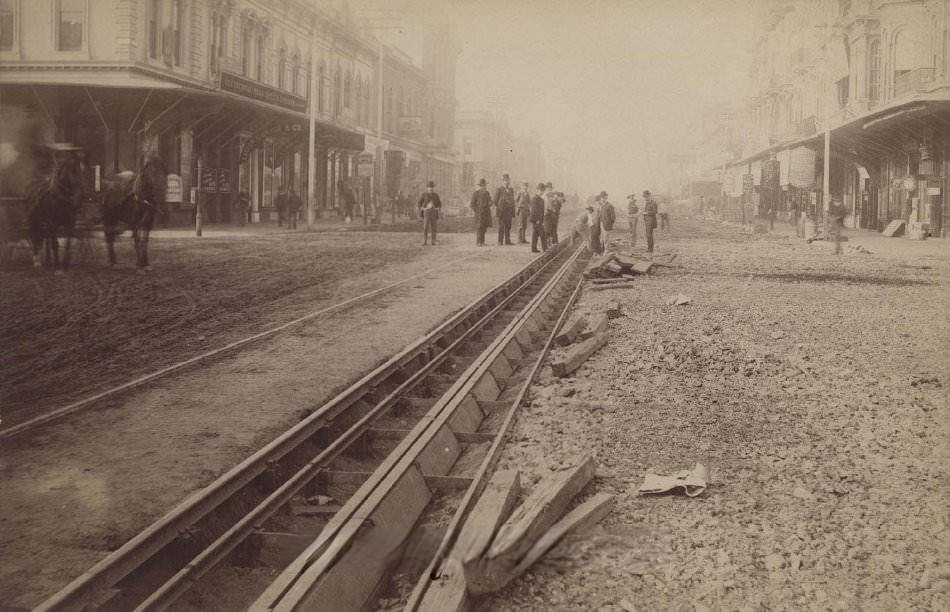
[151,213,418,239]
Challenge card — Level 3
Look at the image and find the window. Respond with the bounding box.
[333,68,341,117]
[210,12,227,73]
[318,62,325,113]
[343,71,351,109]
[255,33,264,81]
[0,0,14,51]
[277,49,286,89]
[893,29,915,94]
[171,0,182,66]
[58,0,84,51]
[149,0,161,58]
[291,55,300,95]
[241,25,251,76]
[868,39,880,100]
[836,76,849,107]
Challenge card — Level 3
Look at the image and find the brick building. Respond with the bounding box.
[0,0,458,226]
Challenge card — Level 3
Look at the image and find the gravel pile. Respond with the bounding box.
[486,218,949,611]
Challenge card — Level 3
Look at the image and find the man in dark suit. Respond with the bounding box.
[470,178,493,246]
[418,180,442,245]
[494,173,516,245]
[530,182,548,253]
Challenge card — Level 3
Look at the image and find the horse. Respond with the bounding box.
[28,147,86,274]
[100,155,167,272]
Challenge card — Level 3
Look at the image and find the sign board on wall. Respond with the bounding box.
[219,71,307,113]
[398,117,423,136]
[166,174,183,203]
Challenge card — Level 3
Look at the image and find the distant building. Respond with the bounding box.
[730,0,950,235]
[454,111,546,196]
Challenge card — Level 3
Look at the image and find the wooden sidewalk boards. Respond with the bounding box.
[417,457,612,611]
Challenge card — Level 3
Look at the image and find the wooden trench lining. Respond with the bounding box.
[250,243,585,612]
[36,245,566,612]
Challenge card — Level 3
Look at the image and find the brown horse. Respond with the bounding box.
[100,155,167,272]
[28,147,86,273]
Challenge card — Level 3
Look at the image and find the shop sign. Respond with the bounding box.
[201,167,218,193]
[219,71,307,114]
[166,174,183,202]
[217,169,232,194]
[902,177,916,191]
[398,116,423,136]
[742,174,754,196]
[926,186,941,196]
[357,152,374,177]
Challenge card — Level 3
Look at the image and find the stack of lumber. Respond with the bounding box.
[418,458,613,611]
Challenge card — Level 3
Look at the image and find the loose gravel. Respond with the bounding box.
[486,217,949,612]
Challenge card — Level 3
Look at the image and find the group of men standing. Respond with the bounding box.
[583,189,661,254]
[625,190,660,253]
[469,174,564,252]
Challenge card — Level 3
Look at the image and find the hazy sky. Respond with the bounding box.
[354,0,758,196]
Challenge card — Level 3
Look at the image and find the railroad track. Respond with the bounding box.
[37,237,588,612]
[0,251,484,440]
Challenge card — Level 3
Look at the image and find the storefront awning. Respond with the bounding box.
[0,67,183,89]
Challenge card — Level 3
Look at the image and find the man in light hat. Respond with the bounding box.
[515,181,531,243]
[627,194,639,246]
[418,180,442,245]
[470,178,493,246]
[542,182,558,244]
[642,189,658,253]
[530,182,548,252]
[494,173,516,245]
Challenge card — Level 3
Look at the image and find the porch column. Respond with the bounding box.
[822,129,831,237]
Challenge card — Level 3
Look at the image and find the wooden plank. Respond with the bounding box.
[555,315,588,347]
[465,457,596,595]
[604,261,623,275]
[552,331,607,377]
[589,283,635,292]
[577,313,608,342]
[510,493,614,582]
[420,470,521,612]
[589,277,633,285]
[424,475,475,490]
[631,261,653,274]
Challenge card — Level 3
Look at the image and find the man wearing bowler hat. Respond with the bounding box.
[470,178,493,246]
[494,173,516,245]
[418,180,442,245]
[627,194,639,246]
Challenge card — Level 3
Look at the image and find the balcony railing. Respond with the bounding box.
[893,67,935,97]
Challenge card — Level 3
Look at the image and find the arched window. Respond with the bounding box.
[241,24,252,76]
[354,76,362,124]
[868,39,880,101]
[255,31,265,81]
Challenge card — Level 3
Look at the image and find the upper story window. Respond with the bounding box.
[318,62,326,113]
[291,54,300,95]
[255,33,264,81]
[0,0,15,51]
[277,49,286,90]
[210,12,227,74]
[343,71,352,109]
[868,39,880,100]
[171,0,183,66]
[149,0,161,59]
[241,25,251,76]
[58,0,84,51]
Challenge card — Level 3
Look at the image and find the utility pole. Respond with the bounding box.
[307,24,318,230]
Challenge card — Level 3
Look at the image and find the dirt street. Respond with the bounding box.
[0,228,536,608]
[488,217,949,611]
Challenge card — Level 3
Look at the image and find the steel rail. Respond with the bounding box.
[251,241,584,612]
[406,241,588,610]
[1,252,483,441]
[132,243,572,611]
[36,245,565,612]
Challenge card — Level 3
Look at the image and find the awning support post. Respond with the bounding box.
[307,26,318,230]
[823,129,831,237]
